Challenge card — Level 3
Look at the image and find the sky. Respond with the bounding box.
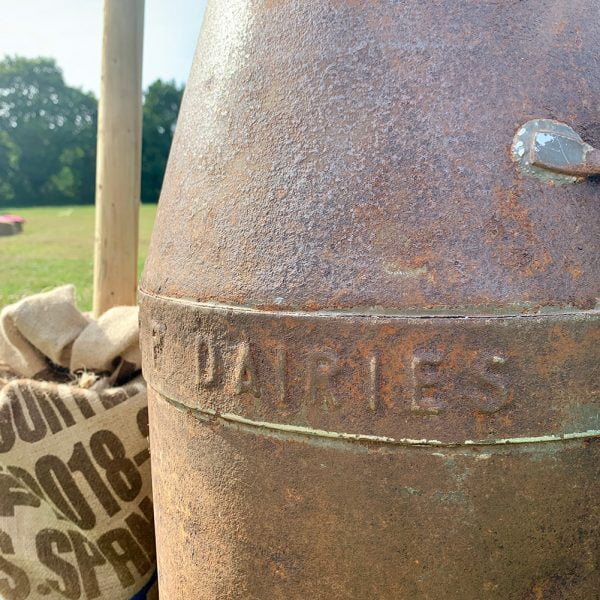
[0,0,207,94]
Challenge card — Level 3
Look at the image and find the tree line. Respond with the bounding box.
[0,56,183,207]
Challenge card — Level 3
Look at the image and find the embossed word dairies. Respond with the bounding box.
[151,321,511,417]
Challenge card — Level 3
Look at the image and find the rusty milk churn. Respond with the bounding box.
[140,1,600,598]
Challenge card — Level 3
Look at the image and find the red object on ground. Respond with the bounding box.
[0,214,25,223]
[0,214,25,235]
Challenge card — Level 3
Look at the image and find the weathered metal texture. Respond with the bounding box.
[144,0,600,313]
[140,0,600,598]
[148,395,600,599]
[141,295,600,445]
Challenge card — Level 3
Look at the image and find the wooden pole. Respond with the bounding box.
[93,0,145,317]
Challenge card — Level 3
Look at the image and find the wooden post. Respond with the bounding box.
[93,0,145,317]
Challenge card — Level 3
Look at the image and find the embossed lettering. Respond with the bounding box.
[473,355,509,414]
[233,342,260,398]
[410,352,446,415]
[275,347,287,405]
[196,334,219,387]
[151,321,166,369]
[307,350,340,410]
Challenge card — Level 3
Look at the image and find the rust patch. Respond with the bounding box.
[140,292,600,444]
[486,186,553,278]
[141,0,600,597]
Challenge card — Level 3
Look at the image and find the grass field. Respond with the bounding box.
[0,205,157,311]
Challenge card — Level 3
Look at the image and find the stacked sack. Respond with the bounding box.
[0,286,157,600]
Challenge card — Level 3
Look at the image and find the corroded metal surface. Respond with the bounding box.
[141,292,600,445]
[140,0,600,598]
[149,393,600,599]
[143,0,600,312]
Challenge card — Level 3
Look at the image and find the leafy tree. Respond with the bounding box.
[0,130,17,201]
[0,57,183,206]
[0,56,97,206]
[141,79,184,203]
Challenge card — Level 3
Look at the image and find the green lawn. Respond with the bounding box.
[0,205,157,311]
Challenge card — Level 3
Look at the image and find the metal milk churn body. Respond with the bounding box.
[140,1,600,597]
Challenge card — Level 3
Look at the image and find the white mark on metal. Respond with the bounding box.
[157,387,600,448]
[140,289,599,319]
[368,353,378,412]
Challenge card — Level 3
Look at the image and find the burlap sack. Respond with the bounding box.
[71,307,141,373]
[0,286,89,378]
[0,288,157,600]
